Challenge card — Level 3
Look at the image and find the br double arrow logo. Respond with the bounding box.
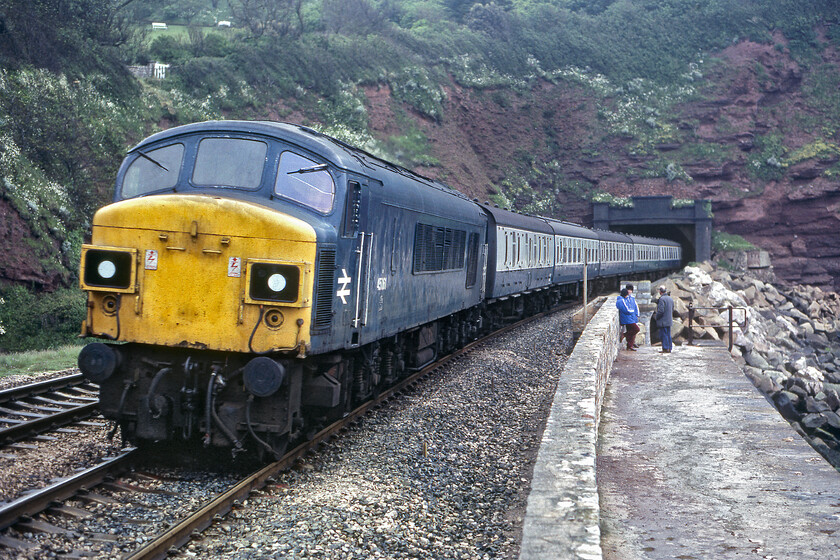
[336,269,352,304]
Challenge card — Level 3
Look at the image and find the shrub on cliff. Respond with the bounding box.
[0,285,86,352]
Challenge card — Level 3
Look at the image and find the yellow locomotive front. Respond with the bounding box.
[79,194,315,354]
[76,122,343,458]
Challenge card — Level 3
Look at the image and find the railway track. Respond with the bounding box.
[125,303,575,560]
[0,373,100,447]
[0,303,575,558]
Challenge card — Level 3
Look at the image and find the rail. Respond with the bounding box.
[686,303,747,351]
[0,374,100,446]
[0,373,86,405]
[0,448,137,530]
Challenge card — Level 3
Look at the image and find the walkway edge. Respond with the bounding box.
[519,297,619,560]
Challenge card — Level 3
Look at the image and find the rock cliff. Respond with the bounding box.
[366,37,840,291]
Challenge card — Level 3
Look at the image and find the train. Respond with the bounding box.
[76,121,681,459]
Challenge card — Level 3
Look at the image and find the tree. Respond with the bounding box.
[230,0,304,39]
[321,0,385,35]
[0,0,133,73]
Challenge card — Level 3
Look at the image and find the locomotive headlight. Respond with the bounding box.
[80,246,137,292]
[248,262,300,303]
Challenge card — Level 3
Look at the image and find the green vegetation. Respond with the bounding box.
[591,192,633,207]
[0,286,88,352]
[712,231,757,252]
[0,345,82,377]
[746,133,787,182]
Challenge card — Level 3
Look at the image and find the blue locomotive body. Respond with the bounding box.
[78,121,681,457]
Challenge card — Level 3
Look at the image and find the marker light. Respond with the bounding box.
[268,273,287,292]
[98,260,117,279]
[249,263,300,303]
[83,249,133,289]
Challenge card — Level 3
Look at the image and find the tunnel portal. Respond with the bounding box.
[592,196,712,264]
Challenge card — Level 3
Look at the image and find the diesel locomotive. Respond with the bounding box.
[77,121,681,458]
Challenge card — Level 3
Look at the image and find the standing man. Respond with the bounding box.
[655,285,674,353]
[617,288,640,351]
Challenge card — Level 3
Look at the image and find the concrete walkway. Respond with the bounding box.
[599,344,840,559]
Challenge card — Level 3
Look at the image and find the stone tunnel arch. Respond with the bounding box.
[592,196,712,265]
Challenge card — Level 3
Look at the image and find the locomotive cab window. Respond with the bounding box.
[122,143,184,198]
[275,151,335,214]
[193,137,267,189]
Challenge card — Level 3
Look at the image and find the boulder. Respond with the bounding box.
[799,366,825,382]
[670,320,684,340]
[764,369,789,384]
[825,389,840,411]
[802,413,828,429]
[791,355,808,373]
[824,382,840,396]
[744,350,771,370]
[799,322,815,336]
[673,297,690,317]
[825,411,840,430]
[764,350,784,368]
[774,391,802,421]
[805,396,832,414]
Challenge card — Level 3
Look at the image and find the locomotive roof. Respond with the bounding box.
[129,120,473,204]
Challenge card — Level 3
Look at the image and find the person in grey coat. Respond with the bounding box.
[655,285,674,353]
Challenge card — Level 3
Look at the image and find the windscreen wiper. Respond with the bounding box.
[136,150,169,172]
[288,164,328,175]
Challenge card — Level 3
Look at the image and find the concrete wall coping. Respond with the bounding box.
[518,297,620,560]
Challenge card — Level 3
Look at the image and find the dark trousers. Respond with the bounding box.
[659,325,673,352]
[623,323,640,349]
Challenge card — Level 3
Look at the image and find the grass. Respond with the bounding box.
[0,344,82,377]
[712,231,757,252]
[142,24,233,45]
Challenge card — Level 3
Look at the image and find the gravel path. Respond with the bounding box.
[177,309,575,560]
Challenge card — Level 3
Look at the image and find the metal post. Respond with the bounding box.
[687,302,694,346]
[728,306,734,352]
[583,257,588,327]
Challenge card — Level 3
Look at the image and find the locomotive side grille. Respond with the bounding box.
[414,223,468,274]
[314,248,336,329]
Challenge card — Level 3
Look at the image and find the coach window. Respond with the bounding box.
[122,143,184,198]
[275,151,335,213]
[193,138,266,190]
